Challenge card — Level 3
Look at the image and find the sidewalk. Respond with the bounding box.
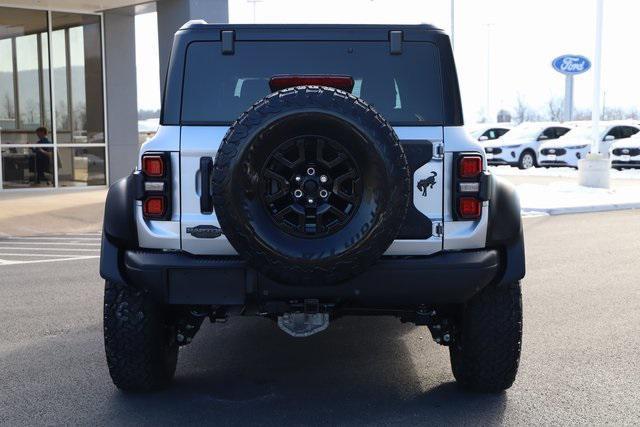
[0,188,107,237]
[494,167,640,216]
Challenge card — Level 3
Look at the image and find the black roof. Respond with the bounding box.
[161,22,462,126]
[177,22,443,41]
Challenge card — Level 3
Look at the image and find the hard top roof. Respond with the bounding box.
[177,21,443,41]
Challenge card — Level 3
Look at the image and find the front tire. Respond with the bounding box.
[104,280,178,392]
[518,150,536,169]
[449,281,523,393]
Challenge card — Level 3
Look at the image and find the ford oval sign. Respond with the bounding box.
[552,55,591,75]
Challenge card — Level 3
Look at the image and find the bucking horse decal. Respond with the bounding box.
[417,171,437,197]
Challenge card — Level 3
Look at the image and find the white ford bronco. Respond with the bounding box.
[100,22,525,393]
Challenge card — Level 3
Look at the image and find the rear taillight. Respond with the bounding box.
[458,156,482,178]
[139,153,171,220]
[453,153,486,220]
[269,75,355,92]
[143,196,166,216]
[142,155,164,177]
[458,197,482,219]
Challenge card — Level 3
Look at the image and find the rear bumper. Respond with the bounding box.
[118,247,501,307]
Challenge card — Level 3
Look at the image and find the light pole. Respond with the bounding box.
[450,0,455,50]
[578,0,609,188]
[247,0,263,24]
[485,23,494,122]
[591,0,604,151]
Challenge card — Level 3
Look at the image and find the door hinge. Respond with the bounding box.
[432,141,444,159]
[432,221,444,238]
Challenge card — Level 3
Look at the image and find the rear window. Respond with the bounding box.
[181,41,444,125]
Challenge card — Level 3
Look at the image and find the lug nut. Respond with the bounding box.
[443,334,450,342]
[294,189,303,198]
[307,167,316,176]
[320,175,328,183]
[295,175,301,182]
[319,189,328,198]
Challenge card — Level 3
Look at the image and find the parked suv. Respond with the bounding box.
[100,23,525,394]
[469,124,512,142]
[539,122,640,168]
[483,122,571,169]
[611,132,640,169]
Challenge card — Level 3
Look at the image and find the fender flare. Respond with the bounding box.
[486,175,526,286]
[99,174,139,283]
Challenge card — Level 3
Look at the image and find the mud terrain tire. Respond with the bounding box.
[104,280,178,391]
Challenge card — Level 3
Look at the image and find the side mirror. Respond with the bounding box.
[538,135,549,141]
[478,135,489,141]
[604,135,615,141]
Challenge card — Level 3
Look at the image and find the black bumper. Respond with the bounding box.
[119,247,501,307]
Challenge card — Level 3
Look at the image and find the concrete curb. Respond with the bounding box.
[522,202,640,216]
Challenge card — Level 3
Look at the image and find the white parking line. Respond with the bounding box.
[5,236,101,241]
[0,255,99,265]
[0,241,100,246]
[0,246,100,252]
[0,234,103,265]
[0,253,83,257]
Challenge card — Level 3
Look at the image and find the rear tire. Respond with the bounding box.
[104,280,178,392]
[518,151,536,169]
[449,281,523,393]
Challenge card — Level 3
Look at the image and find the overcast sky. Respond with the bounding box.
[136,0,640,123]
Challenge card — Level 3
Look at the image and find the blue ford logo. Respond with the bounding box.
[552,55,591,75]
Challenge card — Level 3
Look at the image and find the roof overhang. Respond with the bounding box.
[0,0,155,13]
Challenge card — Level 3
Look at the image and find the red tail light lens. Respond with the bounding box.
[459,156,482,178]
[143,196,166,217]
[458,197,481,219]
[142,155,164,177]
[269,75,354,92]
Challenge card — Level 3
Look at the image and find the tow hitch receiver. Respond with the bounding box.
[277,299,330,337]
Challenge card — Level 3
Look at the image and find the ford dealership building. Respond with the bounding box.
[0,0,227,190]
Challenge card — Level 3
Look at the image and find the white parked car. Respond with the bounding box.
[468,124,511,142]
[539,122,640,168]
[483,122,571,169]
[611,133,640,169]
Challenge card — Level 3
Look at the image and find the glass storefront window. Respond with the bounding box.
[57,146,106,187]
[52,12,104,145]
[0,7,50,145]
[0,7,106,190]
[2,146,54,188]
[0,38,15,137]
[51,28,70,143]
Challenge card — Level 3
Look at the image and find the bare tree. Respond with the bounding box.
[573,109,592,121]
[2,94,15,119]
[546,97,563,122]
[602,107,626,121]
[513,95,534,124]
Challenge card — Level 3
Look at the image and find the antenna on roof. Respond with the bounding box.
[247,0,263,24]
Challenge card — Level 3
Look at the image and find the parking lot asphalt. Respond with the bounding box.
[1,210,639,425]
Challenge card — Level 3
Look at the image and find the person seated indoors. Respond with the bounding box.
[33,127,53,185]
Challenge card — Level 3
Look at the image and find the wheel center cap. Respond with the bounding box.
[303,179,318,194]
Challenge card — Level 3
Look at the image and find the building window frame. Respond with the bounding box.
[0,6,108,191]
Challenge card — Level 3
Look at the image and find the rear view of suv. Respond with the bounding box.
[100,23,525,394]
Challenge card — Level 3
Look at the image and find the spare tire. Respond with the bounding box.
[212,86,410,285]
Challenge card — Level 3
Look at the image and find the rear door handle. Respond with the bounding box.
[200,157,213,213]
